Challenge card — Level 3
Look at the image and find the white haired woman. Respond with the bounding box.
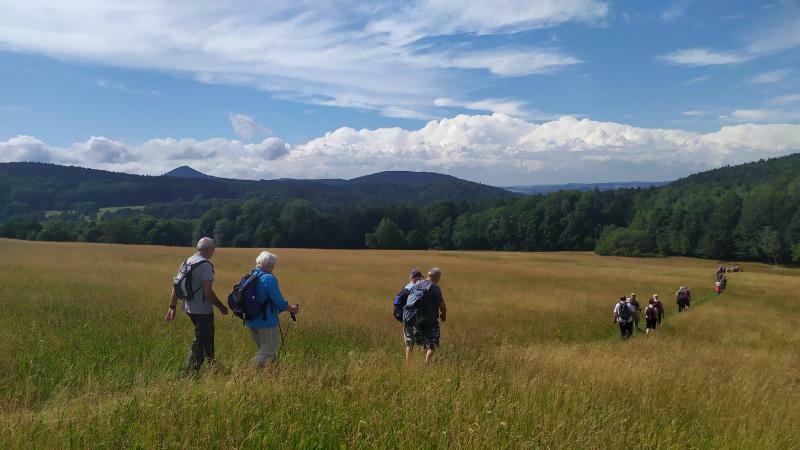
[246,251,299,367]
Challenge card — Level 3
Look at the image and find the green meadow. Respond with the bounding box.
[0,238,798,449]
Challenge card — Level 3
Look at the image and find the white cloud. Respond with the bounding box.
[661,1,688,21]
[658,48,747,66]
[724,108,800,122]
[433,97,557,120]
[0,0,605,119]
[751,69,790,83]
[95,79,161,97]
[684,75,711,85]
[2,114,799,185]
[658,15,800,67]
[229,113,270,141]
[430,48,581,76]
[766,94,800,106]
[681,110,707,116]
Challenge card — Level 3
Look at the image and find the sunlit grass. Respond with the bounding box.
[1,238,798,448]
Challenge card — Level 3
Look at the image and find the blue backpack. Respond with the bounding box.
[392,286,412,322]
[402,280,432,329]
[227,270,270,323]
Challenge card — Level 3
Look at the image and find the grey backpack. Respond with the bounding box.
[172,259,209,301]
[402,280,432,328]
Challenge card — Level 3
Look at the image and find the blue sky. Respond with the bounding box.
[1,0,799,185]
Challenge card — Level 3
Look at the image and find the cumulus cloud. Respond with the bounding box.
[2,114,799,185]
[229,113,270,141]
[0,0,604,121]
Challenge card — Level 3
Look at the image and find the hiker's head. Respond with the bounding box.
[630,292,637,300]
[428,267,442,284]
[197,237,216,258]
[256,251,277,272]
[649,299,654,305]
[652,294,659,301]
[619,296,626,302]
[409,269,423,282]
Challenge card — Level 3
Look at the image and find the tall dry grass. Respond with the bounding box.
[0,238,798,448]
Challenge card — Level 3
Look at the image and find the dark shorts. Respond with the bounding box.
[405,322,440,349]
[646,318,658,330]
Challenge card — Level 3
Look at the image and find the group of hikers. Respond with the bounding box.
[612,292,670,339]
[165,237,447,372]
[165,237,300,371]
[715,266,729,295]
[612,265,735,340]
[166,237,736,369]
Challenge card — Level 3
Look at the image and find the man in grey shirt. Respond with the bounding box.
[166,237,228,372]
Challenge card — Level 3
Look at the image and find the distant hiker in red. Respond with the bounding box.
[715,281,722,295]
[645,299,659,335]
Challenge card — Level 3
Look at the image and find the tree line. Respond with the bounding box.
[2,156,799,264]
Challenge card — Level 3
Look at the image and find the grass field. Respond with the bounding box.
[0,238,798,449]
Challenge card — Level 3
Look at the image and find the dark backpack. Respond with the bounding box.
[617,301,632,322]
[402,280,433,329]
[173,259,210,302]
[392,287,411,322]
[645,305,658,321]
[227,270,270,323]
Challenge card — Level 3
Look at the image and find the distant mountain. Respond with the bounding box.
[163,166,216,179]
[0,162,514,215]
[506,181,669,195]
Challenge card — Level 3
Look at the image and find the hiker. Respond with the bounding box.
[613,295,635,340]
[165,237,228,372]
[652,294,664,324]
[628,293,642,331]
[720,274,727,290]
[644,299,659,335]
[403,267,447,364]
[676,286,689,313]
[244,251,300,367]
[715,280,722,295]
[684,286,692,308]
[395,269,424,361]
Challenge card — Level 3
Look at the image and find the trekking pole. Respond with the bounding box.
[277,304,299,363]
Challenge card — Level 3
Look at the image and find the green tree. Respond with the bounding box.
[213,218,237,247]
[405,229,428,250]
[365,218,407,249]
[594,226,655,257]
[758,227,782,265]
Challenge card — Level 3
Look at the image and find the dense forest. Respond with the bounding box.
[1,154,799,264]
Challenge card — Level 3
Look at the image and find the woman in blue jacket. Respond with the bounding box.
[248,251,300,366]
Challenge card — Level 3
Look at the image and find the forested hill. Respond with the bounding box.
[667,152,800,190]
[1,154,798,264]
[0,162,513,213]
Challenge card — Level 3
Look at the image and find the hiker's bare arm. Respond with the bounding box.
[202,280,228,313]
[168,287,177,308]
[439,301,447,322]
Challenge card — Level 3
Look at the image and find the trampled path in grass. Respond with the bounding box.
[0,238,798,448]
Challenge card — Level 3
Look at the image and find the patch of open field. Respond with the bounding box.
[0,238,798,448]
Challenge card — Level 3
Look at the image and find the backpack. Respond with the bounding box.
[227,270,270,323]
[645,305,658,321]
[617,301,632,322]
[173,259,210,302]
[392,287,411,322]
[402,280,433,329]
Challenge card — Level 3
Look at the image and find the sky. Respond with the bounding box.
[1,0,800,185]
